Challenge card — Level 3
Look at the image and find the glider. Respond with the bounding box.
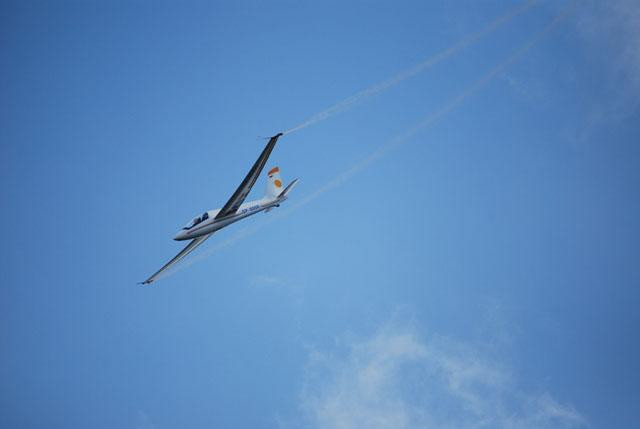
[141,132,298,284]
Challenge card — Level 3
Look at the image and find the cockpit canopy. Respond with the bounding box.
[182,211,209,230]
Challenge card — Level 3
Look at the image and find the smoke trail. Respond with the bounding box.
[284,1,576,206]
[155,2,575,283]
[281,0,538,136]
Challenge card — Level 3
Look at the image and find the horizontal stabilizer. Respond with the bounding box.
[278,178,299,199]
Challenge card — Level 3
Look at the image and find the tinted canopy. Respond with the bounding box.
[182,212,208,230]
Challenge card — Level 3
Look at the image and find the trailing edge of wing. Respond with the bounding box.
[215,132,283,220]
[140,233,212,285]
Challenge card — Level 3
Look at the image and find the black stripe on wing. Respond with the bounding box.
[214,133,282,220]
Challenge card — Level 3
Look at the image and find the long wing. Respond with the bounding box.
[141,233,213,284]
[215,132,283,220]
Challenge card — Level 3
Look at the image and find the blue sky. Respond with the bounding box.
[2,1,639,428]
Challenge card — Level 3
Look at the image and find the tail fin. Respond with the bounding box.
[265,166,284,199]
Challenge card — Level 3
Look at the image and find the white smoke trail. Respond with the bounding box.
[281,0,538,136]
[286,1,575,205]
[154,1,575,283]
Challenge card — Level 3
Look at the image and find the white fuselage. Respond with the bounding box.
[173,196,283,241]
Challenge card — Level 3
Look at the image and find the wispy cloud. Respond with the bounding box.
[495,1,639,144]
[299,323,587,429]
[250,274,285,287]
[570,0,640,141]
[135,411,157,429]
[576,0,640,95]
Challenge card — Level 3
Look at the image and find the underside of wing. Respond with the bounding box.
[215,132,283,220]
[141,233,213,284]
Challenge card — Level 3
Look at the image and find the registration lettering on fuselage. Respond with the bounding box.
[239,204,260,215]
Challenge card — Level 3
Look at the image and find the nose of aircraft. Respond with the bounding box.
[173,230,187,241]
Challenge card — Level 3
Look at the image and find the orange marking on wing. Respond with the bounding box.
[274,179,282,187]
